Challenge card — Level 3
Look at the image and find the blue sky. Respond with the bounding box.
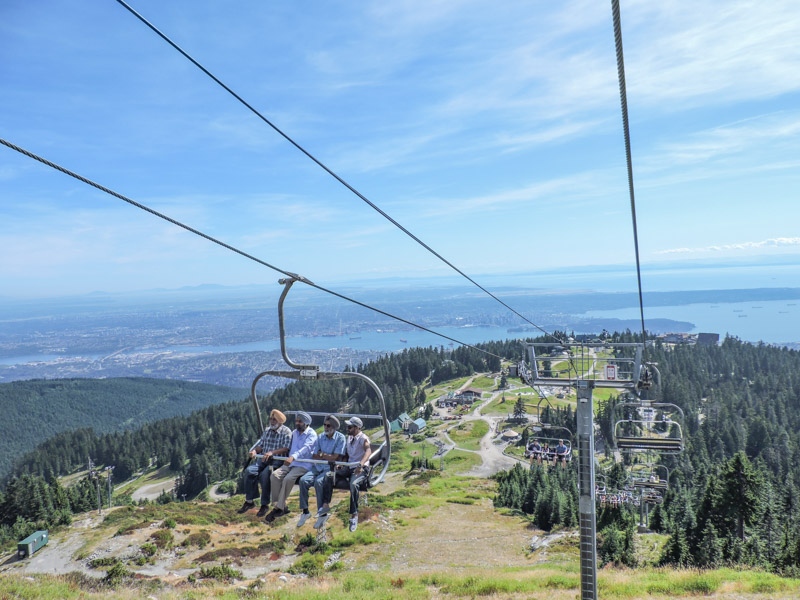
[2,0,800,300]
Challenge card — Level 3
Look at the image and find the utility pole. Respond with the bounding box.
[88,457,101,515]
[106,466,115,509]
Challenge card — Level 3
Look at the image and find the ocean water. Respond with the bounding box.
[584,299,800,345]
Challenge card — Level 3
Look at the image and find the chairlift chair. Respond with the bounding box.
[525,420,574,464]
[628,462,669,492]
[249,277,391,487]
[612,399,685,455]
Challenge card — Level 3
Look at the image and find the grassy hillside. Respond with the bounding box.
[0,378,245,481]
[1,468,798,599]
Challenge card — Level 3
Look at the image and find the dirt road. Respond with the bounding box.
[439,386,523,477]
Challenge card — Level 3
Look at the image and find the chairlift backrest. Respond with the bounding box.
[612,400,685,455]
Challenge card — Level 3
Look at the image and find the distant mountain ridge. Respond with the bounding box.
[0,378,245,481]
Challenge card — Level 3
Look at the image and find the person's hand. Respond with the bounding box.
[249,450,257,459]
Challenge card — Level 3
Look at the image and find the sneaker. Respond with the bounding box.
[349,514,358,532]
[237,501,255,514]
[317,506,330,517]
[256,506,269,518]
[313,513,330,530]
[297,512,311,527]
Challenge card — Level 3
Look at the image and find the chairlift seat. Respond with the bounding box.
[631,478,668,491]
[331,442,386,491]
[616,436,683,452]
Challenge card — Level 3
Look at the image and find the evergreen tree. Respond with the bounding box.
[513,396,527,422]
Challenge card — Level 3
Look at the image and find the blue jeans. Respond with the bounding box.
[244,459,273,506]
[298,469,333,512]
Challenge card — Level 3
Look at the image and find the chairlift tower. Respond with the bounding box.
[522,342,647,600]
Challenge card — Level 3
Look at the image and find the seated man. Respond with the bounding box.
[541,442,551,463]
[335,416,372,532]
[264,411,317,524]
[554,439,568,468]
[296,414,346,528]
[529,439,542,465]
[239,409,291,517]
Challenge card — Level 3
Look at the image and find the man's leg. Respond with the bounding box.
[270,465,290,507]
[348,470,367,531]
[349,470,367,515]
[244,464,259,503]
[313,471,334,529]
[256,461,272,516]
[298,470,315,512]
[238,463,259,512]
[315,472,333,512]
[274,466,308,512]
[296,470,316,527]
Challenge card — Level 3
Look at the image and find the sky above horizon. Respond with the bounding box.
[2,0,800,303]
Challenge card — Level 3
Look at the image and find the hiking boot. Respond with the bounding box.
[349,514,358,532]
[297,511,311,527]
[256,505,269,518]
[237,501,255,514]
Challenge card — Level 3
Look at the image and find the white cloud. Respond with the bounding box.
[658,237,800,255]
[624,1,800,107]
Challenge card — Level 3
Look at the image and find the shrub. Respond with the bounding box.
[88,557,118,568]
[104,562,132,586]
[199,563,242,581]
[150,528,174,549]
[289,552,326,577]
[182,530,212,549]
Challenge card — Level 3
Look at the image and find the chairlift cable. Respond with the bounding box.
[114,0,563,346]
[0,136,503,360]
[611,0,647,348]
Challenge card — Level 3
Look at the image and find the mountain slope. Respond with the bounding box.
[0,378,245,480]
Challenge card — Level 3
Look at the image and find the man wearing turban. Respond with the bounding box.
[239,409,291,516]
[265,411,318,523]
[296,414,346,528]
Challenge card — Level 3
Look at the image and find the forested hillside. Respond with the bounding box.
[0,378,246,481]
[0,343,513,549]
[6,336,800,575]
[493,335,800,575]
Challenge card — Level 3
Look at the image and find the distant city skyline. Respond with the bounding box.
[2,1,800,299]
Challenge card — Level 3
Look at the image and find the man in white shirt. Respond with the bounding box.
[337,416,371,532]
[264,411,317,524]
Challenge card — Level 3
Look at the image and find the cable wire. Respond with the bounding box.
[114,0,563,345]
[0,136,505,360]
[611,0,648,346]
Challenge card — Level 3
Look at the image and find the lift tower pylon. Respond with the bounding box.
[521,342,647,600]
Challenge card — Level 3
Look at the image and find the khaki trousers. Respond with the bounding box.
[270,465,308,510]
